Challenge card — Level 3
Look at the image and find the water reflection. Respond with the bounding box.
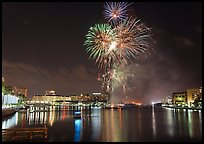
[110,109,120,141]
[74,119,82,142]
[2,112,18,129]
[166,108,174,137]
[138,108,142,135]
[164,108,202,141]
[198,110,202,137]
[2,106,202,142]
[91,109,101,140]
[152,105,156,138]
[101,109,123,142]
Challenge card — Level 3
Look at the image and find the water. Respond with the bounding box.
[2,105,202,142]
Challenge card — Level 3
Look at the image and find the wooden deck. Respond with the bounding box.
[2,127,48,142]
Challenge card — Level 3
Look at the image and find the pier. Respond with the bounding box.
[2,126,48,142]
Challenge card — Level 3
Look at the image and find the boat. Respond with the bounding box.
[73,111,82,119]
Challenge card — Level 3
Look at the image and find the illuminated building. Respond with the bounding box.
[31,94,71,103]
[2,94,19,106]
[172,92,187,105]
[12,86,28,97]
[45,90,56,95]
[31,93,108,103]
[186,88,202,105]
[199,86,202,100]
[162,96,172,105]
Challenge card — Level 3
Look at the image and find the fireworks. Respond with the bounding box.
[84,17,152,68]
[84,2,154,101]
[84,23,115,69]
[113,17,152,63]
[111,65,129,91]
[103,2,132,26]
[112,64,138,89]
[99,63,139,98]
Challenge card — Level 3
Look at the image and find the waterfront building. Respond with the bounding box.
[2,94,19,107]
[170,86,202,107]
[30,92,108,104]
[172,92,187,106]
[162,95,172,105]
[69,93,108,102]
[31,94,71,103]
[186,88,202,106]
[45,90,56,95]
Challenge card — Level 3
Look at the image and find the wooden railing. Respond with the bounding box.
[2,126,48,142]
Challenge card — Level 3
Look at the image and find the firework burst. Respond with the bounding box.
[84,17,152,69]
[103,2,132,26]
[84,2,154,102]
[99,63,138,99]
[113,17,153,63]
[84,23,116,69]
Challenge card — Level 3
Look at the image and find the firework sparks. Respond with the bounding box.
[98,63,139,102]
[103,2,132,26]
[84,2,154,102]
[84,17,152,69]
[111,64,135,91]
[113,17,153,63]
[84,23,116,69]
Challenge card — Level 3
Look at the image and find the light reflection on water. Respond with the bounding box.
[152,105,156,138]
[74,119,82,142]
[2,106,202,142]
[2,112,18,129]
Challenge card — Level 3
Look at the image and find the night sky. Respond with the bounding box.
[2,2,202,104]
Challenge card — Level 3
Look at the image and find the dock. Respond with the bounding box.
[2,126,48,142]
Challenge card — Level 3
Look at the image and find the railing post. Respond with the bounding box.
[30,130,33,140]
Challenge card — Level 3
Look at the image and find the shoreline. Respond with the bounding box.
[161,105,202,110]
[2,108,17,117]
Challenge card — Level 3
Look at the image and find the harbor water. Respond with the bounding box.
[2,105,202,142]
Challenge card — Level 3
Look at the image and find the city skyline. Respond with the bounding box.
[2,2,202,104]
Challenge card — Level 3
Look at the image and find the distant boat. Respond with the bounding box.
[73,111,82,119]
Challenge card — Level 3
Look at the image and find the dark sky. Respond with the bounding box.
[2,2,202,104]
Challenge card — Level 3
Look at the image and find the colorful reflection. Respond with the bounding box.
[152,105,156,138]
[74,119,82,142]
[2,112,18,129]
[2,94,19,106]
[165,107,202,140]
[91,109,101,140]
[101,109,122,142]
[2,106,202,142]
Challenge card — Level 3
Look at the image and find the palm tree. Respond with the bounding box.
[17,94,26,104]
[2,85,13,105]
[2,79,6,105]
[4,85,13,95]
